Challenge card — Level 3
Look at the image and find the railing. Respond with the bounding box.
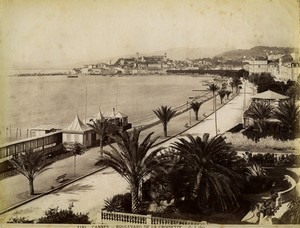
[101,211,148,224]
[132,91,212,130]
[152,216,206,225]
[100,210,207,225]
[0,169,18,180]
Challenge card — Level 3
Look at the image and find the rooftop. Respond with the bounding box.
[64,115,92,133]
[252,90,289,100]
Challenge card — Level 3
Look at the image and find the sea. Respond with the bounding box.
[1,72,213,138]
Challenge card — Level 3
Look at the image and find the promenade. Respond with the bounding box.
[0,82,253,223]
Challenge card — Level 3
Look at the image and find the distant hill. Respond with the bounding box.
[144,47,230,60]
[216,46,298,60]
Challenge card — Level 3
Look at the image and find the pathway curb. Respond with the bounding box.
[0,166,107,215]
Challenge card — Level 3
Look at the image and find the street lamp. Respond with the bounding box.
[243,78,247,111]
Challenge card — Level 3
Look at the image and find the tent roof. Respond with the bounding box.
[115,112,128,118]
[98,111,128,119]
[64,115,92,132]
[252,90,289,100]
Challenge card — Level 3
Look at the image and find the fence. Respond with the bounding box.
[100,210,207,225]
[132,91,213,131]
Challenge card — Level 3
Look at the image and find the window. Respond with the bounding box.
[0,148,6,159]
[38,139,44,147]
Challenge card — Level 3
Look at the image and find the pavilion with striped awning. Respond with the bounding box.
[62,114,94,147]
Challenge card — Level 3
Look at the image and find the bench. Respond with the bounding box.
[56,174,67,183]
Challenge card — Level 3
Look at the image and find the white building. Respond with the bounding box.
[62,115,93,147]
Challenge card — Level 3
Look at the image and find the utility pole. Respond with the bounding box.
[243,80,246,110]
[85,85,87,124]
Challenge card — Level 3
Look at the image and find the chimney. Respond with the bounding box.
[113,108,115,117]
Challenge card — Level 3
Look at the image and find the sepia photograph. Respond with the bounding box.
[0,0,299,227]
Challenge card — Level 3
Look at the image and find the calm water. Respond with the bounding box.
[2,75,211,129]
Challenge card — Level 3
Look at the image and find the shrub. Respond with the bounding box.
[37,203,90,224]
[279,194,300,224]
[225,133,298,152]
[8,204,90,224]
[103,193,132,213]
[7,217,34,223]
[248,153,300,167]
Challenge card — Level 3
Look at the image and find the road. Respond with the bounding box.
[0,81,253,223]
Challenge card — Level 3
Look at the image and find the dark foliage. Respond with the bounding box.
[7,217,34,223]
[279,194,300,224]
[103,193,132,213]
[247,73,300,98]
[243,121,295,141]
[170,134,244,213]
[246,152,299,167]
[8,204,90,224]
[96,128,166,213]
[37,204,90,224]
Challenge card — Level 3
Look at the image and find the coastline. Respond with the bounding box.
[0,85,244,218]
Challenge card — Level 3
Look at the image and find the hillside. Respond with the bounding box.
[145,47,230,60]
[216,46,297,60]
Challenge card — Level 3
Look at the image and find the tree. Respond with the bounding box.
[190,101,202,120]
[218,90,226,104]
[208,83,220,135]
[225,90,232,100]
[153,105,176,137]
[280,194,300,224]
[64,142,85,177]
[171,133,242,211]
[272,100,300,139]
[96,129,166,213]
[9,148,50,195]
[87,113,118,155]
[229,81,235,93]
[103,193,132,212]
[244,101,273,133]
[232,77,242,94]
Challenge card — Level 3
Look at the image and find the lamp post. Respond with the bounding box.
[243,79,247,111]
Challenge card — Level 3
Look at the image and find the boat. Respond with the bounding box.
[67,75,78,78]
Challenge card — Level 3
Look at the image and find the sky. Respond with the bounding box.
[0,0,299,69]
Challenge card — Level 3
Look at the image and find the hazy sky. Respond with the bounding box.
[0,0,299,69]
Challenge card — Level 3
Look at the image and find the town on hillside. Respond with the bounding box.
[71,48,300,82]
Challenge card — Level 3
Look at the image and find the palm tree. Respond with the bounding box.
[280,194,300,224]
[208,83,220,135]
[64,142,84,177]
[190,101,202,120]
[9,149,50,195]
[244,101,273,133]
[218,90,226,104]
[225,90,232,100]
[87,113,118,155]
[229,81,235,93]
[96,129,166,213]
[232,78,242,94]
[171,133,242,211]
[272,100,300,138]
[153,106,176,137]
